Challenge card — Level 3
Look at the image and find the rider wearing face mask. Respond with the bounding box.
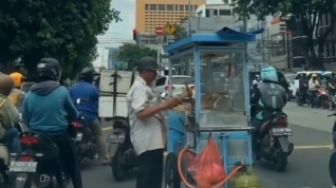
[22,58,83,188]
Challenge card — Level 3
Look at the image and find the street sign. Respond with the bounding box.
[155,26,165,36]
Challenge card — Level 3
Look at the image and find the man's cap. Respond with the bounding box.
[137,56,160,72]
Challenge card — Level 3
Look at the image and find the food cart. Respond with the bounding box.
[164,28,262,188]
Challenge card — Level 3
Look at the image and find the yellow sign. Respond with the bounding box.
[164,22,177,36]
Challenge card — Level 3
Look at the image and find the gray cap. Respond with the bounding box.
[137,56,158,72]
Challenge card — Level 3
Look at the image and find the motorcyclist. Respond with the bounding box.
[251,66,287,156]
[9,72,26,111]
[308,74,320,108]
[69,66,109,164]
[22,58,83,188]
[298,74,308,104]
[0,73,21,154]
[252,74,261,87]
[328,73,336,110]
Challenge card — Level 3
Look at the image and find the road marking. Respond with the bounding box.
[102,127,113,131]
[295,145,332,150]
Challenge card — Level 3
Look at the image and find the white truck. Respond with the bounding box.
[98,70,135,118]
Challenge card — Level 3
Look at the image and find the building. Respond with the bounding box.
[135,0,205,45]
[179,3,239,34]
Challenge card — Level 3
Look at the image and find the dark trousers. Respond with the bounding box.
[50,134,83,188]
[136,149,164,188]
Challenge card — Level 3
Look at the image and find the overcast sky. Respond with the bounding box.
[103,0,226,47]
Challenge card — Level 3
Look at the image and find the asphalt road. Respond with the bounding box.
[79,102,335,188]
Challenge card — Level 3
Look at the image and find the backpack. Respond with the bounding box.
[0,98,8,140]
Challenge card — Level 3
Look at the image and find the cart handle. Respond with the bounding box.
[198,127,254,132]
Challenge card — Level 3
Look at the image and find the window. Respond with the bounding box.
[145,4,148,10]
[213,9,218,16]
[158,4,165,11]
[167,5,174,11]
[219,9,231,16]
[185,5,189,11]
[150,4,157,11]
[205,9,210,17]
[179,5,184,11]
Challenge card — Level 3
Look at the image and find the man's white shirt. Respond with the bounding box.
[126,76,165,155]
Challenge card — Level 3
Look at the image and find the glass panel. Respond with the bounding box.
[150,4,157,11]
[199,51,246,128]
[158,4,165,11]
[167,5,174,11]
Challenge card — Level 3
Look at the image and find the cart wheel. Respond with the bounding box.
[177,148,197,188]
[165,153,180,188]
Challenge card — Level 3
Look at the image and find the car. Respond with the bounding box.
[154,75,193,97]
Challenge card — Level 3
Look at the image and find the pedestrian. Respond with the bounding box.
[127,56,188,188]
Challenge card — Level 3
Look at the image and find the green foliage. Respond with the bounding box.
[115,43,157,71]
[0,0,120,78]
[232,0,335,69]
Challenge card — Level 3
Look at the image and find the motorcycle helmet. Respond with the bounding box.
[137,56,159,73]
[9,72,24,88]
[79,66,96,82]
[36,58,62,81]
[260,66,278,82]
[311,73,317,78]
[0,73,14,96]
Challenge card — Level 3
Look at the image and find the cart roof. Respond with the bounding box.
[164,27,263,55]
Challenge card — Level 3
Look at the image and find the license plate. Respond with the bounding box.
[76,133,83,141]
[271,128,292,136]
[110,133,125,143]
[9,161,37,172]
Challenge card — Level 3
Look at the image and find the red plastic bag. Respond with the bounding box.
[193,139,227,188]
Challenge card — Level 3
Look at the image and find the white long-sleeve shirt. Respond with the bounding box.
[308,79,320,91]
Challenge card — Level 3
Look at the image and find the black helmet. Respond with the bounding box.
[137,56,158,72]
[79,66,96,82]
[36,58,61,81]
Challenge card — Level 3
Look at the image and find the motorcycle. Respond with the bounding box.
[256,111,294,172]
[71,117,99,166]
[316,87,331,109]
[9,132,69,188]
[0,143,11,187]
[329,113,336,186]
[107,116,137,181]
[296,89,309,106]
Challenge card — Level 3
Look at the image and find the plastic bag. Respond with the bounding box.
[193,139,227,188]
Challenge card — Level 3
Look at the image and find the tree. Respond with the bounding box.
[232,0,336,69]
[0,0,120,78]
[115,43,157,71]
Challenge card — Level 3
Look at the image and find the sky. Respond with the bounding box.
[100,0,226,47]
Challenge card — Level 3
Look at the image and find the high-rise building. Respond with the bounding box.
[135,0,205,35]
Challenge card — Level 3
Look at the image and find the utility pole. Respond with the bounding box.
[188,0,192,36]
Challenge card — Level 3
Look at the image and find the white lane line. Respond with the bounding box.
[102,127,113,131]
[295,145,332,150]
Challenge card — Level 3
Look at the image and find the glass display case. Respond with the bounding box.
[198,51,247,128]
